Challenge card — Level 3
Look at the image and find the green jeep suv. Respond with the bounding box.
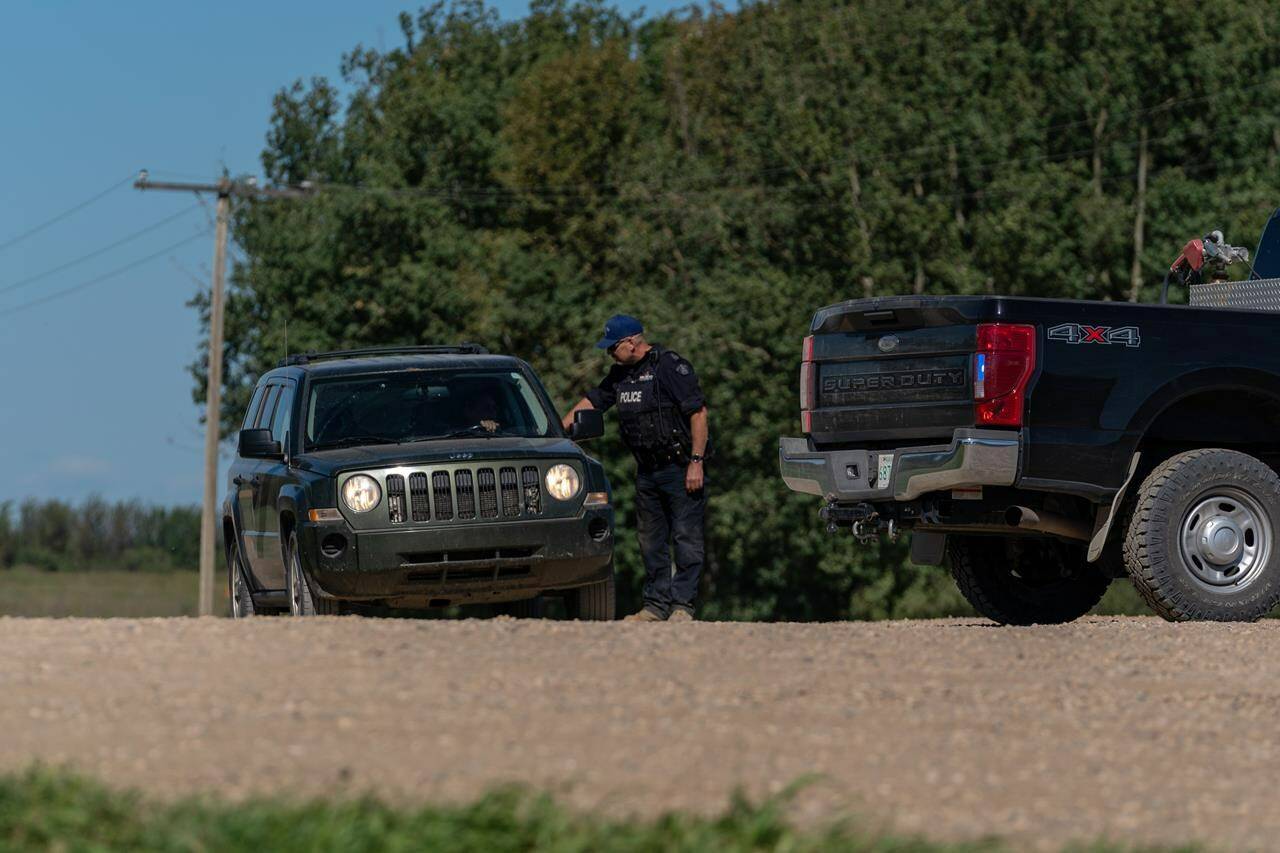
[221,345,615,618]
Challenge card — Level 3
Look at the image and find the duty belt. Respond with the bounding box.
[633,446,684,469]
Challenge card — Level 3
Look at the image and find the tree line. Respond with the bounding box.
[193,0,1280,620]
[0,499,201,573]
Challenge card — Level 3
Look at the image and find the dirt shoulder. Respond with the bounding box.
[0,616,1273,849]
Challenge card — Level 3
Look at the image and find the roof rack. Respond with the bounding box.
[278,343,489,367]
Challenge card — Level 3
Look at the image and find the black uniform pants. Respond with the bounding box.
[634,462,706,617]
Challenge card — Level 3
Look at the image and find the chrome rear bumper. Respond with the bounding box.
[779,429,1020,502]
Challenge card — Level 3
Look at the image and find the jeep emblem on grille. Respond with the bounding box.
[448,452,474,461]
[877,334,899,353]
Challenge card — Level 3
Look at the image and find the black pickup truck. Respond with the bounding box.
[780,292,1280,624]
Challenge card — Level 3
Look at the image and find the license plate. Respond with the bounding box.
[877,453,893,487]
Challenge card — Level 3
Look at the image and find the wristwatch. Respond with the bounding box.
[689,454,705,463]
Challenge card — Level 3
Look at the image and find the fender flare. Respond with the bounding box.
[1121,368,1280,438]
[276,484,310,539]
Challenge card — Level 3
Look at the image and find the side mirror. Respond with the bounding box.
[239,428,282,459]
[569,409,605,441]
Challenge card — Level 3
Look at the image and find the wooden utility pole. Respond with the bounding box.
[134,171,313,616]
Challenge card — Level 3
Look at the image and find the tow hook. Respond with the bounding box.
[821,501,899,544]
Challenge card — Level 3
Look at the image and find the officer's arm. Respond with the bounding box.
[561,397,594,431]
[564,367,622,430]
[685,407,709,492]
[689,407,709,458]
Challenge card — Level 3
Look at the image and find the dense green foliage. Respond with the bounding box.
[0,499,201,573]
[203,0,1280,620]
[0,767,1200,852]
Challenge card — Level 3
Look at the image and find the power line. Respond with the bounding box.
[0,203,203,297]
[0,175,135,254]
[6,147,1242,322]
[147,169,228,181]
[0,230,209,318]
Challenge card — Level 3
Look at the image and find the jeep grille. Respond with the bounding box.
[365,463,559,527]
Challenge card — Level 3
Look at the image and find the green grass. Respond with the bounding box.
[0,566,228,618]
[0,767,1202,852]
[1090,579,1152,617]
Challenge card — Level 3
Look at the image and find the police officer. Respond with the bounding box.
[562,315,709,622]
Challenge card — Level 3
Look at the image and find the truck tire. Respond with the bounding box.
[565,564,616,621]
[286,531,341,616]
[1122,448,1280,621]
[226,537,256,618]
[948,535,1109,625]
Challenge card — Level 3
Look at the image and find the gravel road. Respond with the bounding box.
[1,615,1276,849]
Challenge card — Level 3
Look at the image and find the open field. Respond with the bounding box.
[2,616,1275,849]
[0,567,227,618]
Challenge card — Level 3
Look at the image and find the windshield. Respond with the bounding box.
[305,369,556,450]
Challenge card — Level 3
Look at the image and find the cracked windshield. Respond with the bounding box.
[306,370,554,449]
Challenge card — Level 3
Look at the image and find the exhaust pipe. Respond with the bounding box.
[1005,506,1091,542]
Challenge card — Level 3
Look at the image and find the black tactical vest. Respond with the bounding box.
[615,347,689,465]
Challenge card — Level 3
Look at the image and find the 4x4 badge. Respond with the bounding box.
[1047,323,1141,348]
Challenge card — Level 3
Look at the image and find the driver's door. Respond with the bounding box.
[254,379,295,589]
[231,384,269,583]
[241,384,279,584]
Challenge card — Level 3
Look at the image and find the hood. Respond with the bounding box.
[294,436,588,477]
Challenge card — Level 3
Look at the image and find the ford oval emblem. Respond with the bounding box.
[878,335,899,353]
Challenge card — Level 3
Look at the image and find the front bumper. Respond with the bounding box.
[779,428,1020,502]
[298,510,614,604]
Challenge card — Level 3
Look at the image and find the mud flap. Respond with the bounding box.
[910,531,947,566]
[1087,452,1141,562]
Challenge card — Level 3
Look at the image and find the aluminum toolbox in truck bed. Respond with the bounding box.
[1190,278,1280,311]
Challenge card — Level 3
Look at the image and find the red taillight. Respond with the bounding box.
[973,323,1036,427]
[799,363,816,410]
[800,336,816,432]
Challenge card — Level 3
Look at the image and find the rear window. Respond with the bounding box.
[255,386,280,429]
[305,369,555,450]
[242,385,268,430]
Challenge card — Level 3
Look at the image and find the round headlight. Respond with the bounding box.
[544,464,581,501]
[342,475,382,513]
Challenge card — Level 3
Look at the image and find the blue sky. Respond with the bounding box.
[0,0,700,507]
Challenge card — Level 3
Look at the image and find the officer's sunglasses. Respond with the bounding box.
[607,335,636,356]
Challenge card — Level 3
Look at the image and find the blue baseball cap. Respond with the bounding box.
[595,314,644,349]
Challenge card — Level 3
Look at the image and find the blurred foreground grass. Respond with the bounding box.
[0,566,227,617]
[0,767,1197,853]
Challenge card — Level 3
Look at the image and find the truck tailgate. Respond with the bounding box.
[805,305,976,444]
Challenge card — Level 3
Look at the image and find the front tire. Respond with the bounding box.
[286,531,341,616]
[564,563,616,621]
[1123,449,1280,621]
[949,535,1110,625]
